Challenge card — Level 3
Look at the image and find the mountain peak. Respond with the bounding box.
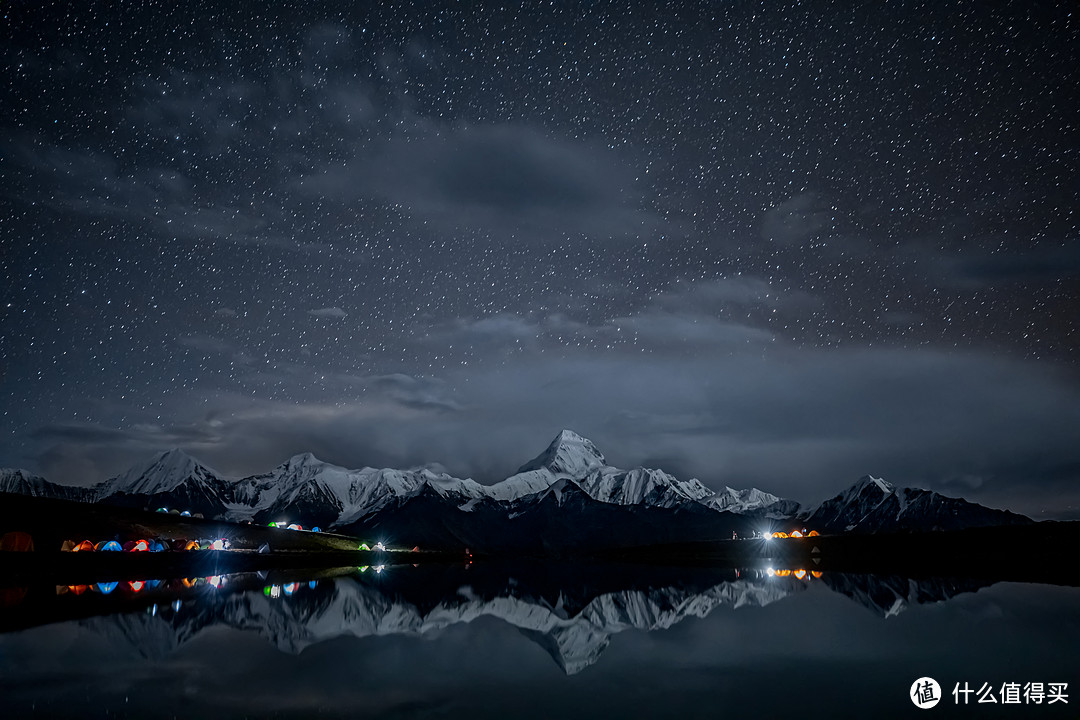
[854,475,894,495]
[516,429,607,478]
[282,452,324,469]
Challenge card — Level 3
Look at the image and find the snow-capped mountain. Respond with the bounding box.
[236,452,488,527]
[0,468,92,502]
[95,448,234,516]
[701,486,801,517]
[803,475,1032,533]
[484,429,716,508]
[1,433,1033,543]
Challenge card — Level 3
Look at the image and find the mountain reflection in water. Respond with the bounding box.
[3,562,998,674]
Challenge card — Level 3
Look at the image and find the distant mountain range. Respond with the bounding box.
[0,429,1030,550]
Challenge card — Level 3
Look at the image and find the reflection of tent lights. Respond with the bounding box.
[208,576,223,588]
[811,570,824,578]
[172,599,182,611]
[283,582,299,596]
[358,566,369,573]
[774,569,792,577]
[793,569,807,580]
[308,580,318,590]
[95,581,119,595]
[129,581,145,592]
[211,539,226,550]
[766,567,775,577]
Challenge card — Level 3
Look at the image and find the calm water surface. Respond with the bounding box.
[0,562,1076,719]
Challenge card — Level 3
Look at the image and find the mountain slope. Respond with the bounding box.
[804,475,1032,533]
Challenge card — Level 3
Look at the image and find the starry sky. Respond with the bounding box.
[2,1,1078,517]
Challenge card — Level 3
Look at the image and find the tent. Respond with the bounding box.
[73,540,94,552]
[94,581,119,594]
[0,531,34,552]
[184,540,201,551]
[60,539,78,552]
[95,540,122,552]
[258,543,271,554]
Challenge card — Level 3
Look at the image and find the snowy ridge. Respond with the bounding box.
[99,449,229,499]
[3,429,799,528]
[702,486,784,513]
[803,474,1030,534]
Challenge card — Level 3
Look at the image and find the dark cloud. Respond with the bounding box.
[302,123,661,241]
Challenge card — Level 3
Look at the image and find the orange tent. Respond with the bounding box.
[73,540,94,552]
[0,531,34,552]
[807,530,820,537]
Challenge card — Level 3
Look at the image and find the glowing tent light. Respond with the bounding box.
[69,585,88,595]
[811,570,824,578]
[793,569,807,580]
[807,530,820,537]
[374,542,386,551]
[283,582,299,596]
[208,576,223,588]
[358,543,371,551]
[74,540,94,552]
[129,581,145,592]
[132,540,149,552]
[775,569,792,577]
[94,581,119,595]
[790,530,803,538]
[211,539,226,551]
[358,566,369,573]
[156,507,168,513]
[96,540,122,552]
[180,511,191,517]
[766,567,776,577]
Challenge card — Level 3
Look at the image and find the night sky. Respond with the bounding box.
[2,1,1077,517]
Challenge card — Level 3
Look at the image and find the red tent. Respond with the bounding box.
[0,531,34,552]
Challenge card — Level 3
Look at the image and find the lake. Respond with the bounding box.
[0,561,1076,718]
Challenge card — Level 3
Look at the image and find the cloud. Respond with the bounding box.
[308,307,348,319]
[305,124,663,241]
[760,192,838,246]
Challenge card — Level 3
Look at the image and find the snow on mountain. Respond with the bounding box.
[0,468,93,502]
[229,452,488,527]
[485,429,720,510]
[100,448,228,499]
[577,466,713,508]
[703,486,782,513]
[803,474,1031,533]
